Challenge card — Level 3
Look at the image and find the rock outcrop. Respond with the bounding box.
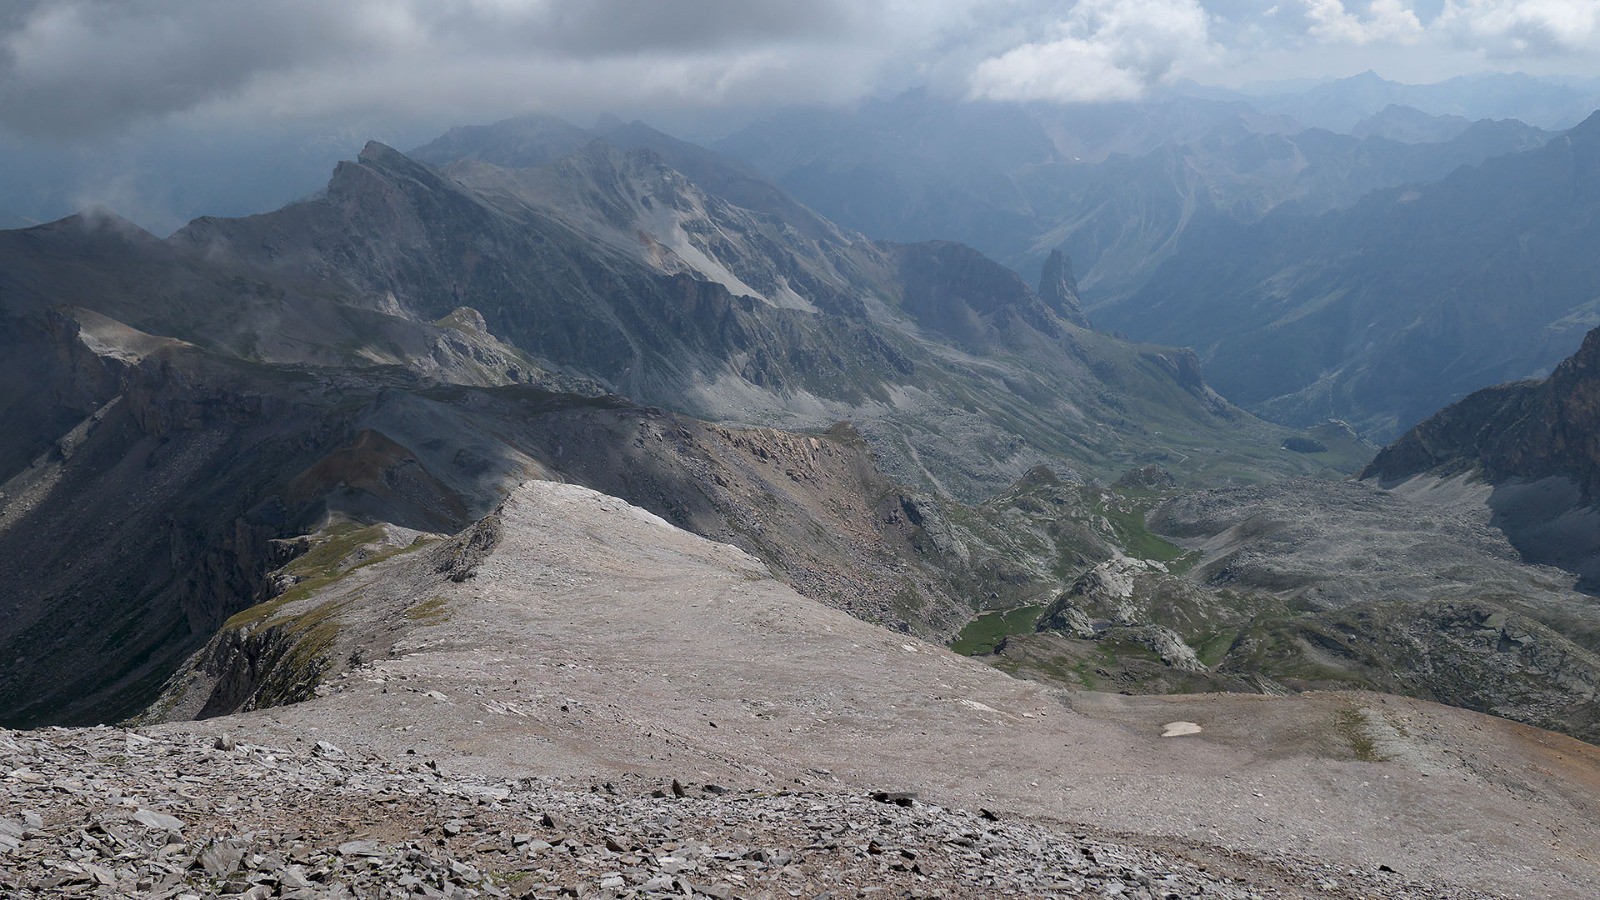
[1036,248,1091,328]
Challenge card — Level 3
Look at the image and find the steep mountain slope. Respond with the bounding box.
[0,211,571,391]
[417,115,829,238]
[1107,111,1600,438]
[167,139,1354,495]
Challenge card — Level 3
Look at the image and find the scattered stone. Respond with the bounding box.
[0,726,1486,900]
[133,809,185,832]
[870,791,917,807]
[195,840,244,876]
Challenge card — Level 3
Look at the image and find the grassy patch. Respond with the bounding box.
[225,524,431,630]
[1094,496,1187,563]
[950,604,1047,656]
[1193,629,1240,668]
[406,595,451,624]
[1336,706,1382,762]
[281,600,347,677]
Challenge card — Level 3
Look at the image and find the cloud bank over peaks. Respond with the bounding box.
[1302,0,1425,45]
[967,0,1218,103]
[1438,0,1600,57]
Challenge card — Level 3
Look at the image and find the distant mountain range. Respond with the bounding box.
[1103,111,1600,438]
[1234,70,1600,133]
[715,89,1552,301]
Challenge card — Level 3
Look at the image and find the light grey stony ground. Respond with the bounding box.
[14,481,1600,898]
[1,726,1491,899]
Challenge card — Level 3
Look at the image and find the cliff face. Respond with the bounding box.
[0,329,345,726]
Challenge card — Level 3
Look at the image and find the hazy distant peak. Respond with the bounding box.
[410,114,594,170]
[357,140,409,164]
[33,208,158,245]
[1351,105,1472,143]
[1565,108,1600,141]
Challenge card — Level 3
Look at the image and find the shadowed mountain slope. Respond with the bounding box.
[1104,111,1600,438]
[1364,324,1600,586]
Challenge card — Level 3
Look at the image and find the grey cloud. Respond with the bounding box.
[443,0,864,57]
[0,0,885,138]
[3,0,1599,142]
[0,0,387,137]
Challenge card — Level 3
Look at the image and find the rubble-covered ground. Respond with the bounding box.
[0,727,1485,900]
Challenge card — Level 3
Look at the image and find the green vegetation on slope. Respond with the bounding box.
[951,605,1047,656]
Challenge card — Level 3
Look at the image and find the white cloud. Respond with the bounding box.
[1438,0,1600,56]
[968,0,1218,103]
[1302,0,1424,45]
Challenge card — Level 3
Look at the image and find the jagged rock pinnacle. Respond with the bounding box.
[1038,249,1090,328]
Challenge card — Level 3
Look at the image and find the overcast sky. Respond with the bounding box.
[2,0,1598,140]
[2,0,1598,231]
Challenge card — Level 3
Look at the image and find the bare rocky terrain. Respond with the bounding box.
[55,480,1596,899]
[2,724,1506,900]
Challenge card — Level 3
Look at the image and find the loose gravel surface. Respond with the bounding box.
[60,481,1600,898]
[1,727,1490,899]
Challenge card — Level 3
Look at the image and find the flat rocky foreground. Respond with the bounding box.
[0,727,1483,900]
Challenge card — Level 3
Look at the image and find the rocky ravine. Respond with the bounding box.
[88,480,1600,898]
